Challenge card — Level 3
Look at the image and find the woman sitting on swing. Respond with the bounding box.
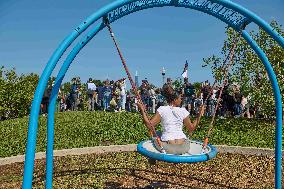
[137,84,204,155]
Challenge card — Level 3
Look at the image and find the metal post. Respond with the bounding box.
[45,22,104,189]
[161,67,166,86]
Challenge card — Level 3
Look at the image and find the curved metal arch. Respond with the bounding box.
[22,0,283,188]
[105,0,250,31]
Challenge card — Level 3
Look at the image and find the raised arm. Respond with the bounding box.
[137,101,161,130]
[183,105,205,134]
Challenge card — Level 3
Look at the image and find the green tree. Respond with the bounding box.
[172,78,183,91]
[0,67,39,119]
[203,20,284,117]
[192,82,202,93]
[93,79,103,87]
[62,82,71,95]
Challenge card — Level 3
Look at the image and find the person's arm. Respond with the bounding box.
[184,105,205,133]
[183,117,195,134]
[137,101,161,130]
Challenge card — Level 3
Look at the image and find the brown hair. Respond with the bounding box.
[162,84,180,103]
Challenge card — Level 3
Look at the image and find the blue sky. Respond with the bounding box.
[0,0,283,88]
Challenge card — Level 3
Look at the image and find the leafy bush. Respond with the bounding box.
[203,20,284,117]
[0,67,39,120]
[0,111,278,158]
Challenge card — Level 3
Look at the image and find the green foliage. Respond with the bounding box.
[192,82,202,94]
[0,67,94,119]
[203,20,284,117]
[0,111,277,157]
[61,81,71,94]
[172,78,183,90]
[0,67,39,119]
[192,82,202,90]
[93,79,103,86]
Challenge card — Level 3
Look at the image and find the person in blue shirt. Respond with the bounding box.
[102,79,112,111]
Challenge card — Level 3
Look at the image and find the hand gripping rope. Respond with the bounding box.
[103,16,165,152]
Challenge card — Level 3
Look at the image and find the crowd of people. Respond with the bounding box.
[41,76,261,119]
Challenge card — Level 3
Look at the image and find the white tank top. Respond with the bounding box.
[157,106,189,141]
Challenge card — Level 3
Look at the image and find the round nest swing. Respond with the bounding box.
[137,139,218,163]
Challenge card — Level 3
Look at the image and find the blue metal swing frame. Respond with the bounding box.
[22,1,283,188]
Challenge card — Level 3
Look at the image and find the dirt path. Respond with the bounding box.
[0,152,280,189]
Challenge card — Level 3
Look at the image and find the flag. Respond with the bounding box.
[182,60,188,78]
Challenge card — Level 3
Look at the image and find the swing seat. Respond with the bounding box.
[137,139,218,163]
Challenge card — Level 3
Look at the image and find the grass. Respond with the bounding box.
[0,111,277,158]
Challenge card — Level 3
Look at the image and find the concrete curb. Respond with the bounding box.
[0,144,137,166]
[0,144,281,166]
[215,145,279,157]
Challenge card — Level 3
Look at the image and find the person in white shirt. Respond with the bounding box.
[119,78,127,111]
[137,84,204,155]
[149,87,156,113]
[87,78,97,111]
[241,95,250,118]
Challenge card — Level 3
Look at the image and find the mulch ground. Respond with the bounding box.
[0,152,281,189]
